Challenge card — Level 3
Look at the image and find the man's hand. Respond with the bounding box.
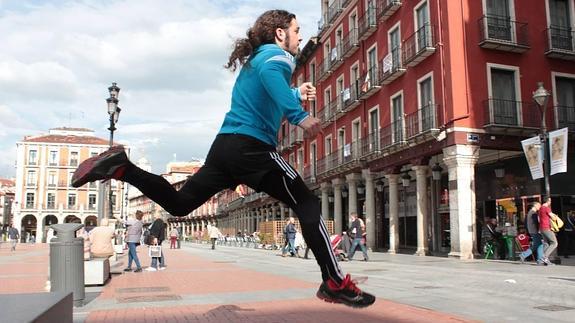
[299,82,316,101]
[299,116,322,139]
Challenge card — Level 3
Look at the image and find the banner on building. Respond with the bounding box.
[549,127,568,175]
[521,135,543,180]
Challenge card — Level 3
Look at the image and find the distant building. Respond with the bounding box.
[13,127,126,242]
[0,178,15,227]
[127,159,204,224]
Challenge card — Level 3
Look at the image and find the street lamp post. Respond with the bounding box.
[106,82,121,220]
[532,82,560,265]
[532,82,551,198]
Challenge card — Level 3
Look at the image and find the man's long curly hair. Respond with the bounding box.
[225,10,296,72]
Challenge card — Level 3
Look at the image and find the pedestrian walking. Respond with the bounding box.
[519,202,543,264]
[146,214,166,271]
[282,217,297,257]
[71,9,374,308]
[169,227,179,249]
[539,197,559,265]
[208,223,222,250]
[7,224,19,252]
[348,213,369,262]
[123,211,144,273]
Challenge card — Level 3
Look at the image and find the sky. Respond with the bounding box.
[0,0,321,178]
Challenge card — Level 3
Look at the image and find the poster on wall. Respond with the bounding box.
[549,127,568,175]
[521,135,543,180]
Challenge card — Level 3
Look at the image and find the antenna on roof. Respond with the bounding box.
[173,153,177,162]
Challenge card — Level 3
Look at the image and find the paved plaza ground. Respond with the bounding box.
[1,240,574,322]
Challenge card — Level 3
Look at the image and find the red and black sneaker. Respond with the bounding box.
[71,146,129,188]
[316,274,376,308]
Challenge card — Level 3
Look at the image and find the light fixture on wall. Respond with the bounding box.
[341,186,348,198]
[432,163,443,181]
[328,195,334,203]
[27,218,31,225]
[357,184,365,195]
[494,150,505,178]
[375,180,384,192]
[402,172,411,187]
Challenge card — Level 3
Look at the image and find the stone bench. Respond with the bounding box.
[84,257,110,286]
[0,292,72,323]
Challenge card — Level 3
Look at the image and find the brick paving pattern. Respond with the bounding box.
[0,242,476,322]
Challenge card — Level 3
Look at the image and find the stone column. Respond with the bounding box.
[443,145,479,259]
[413,165,430,256]
[332,178,344,234]
[320,182,330,220]
[362,169,376,250]
[386,174,400,254]
[346,173,361,219]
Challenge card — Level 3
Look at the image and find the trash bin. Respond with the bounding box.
[49,223,85,307]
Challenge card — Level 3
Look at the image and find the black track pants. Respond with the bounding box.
[122,134,344,283]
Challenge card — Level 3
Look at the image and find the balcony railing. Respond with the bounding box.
[403,23,436,67]
[342,83,361,112]
[341,28,360,59]
[405,104,439,139]
[556,105,575,131]
[329,44,344,71]
[326,0,343,25]
[317,56,333,82]
[303,165,317,186]
[358,5,378,41]
[483,98,539,130]
[360,131,381,156]
[544,26,575,61]
[358,66,381,99]
[379,47,406,85]
[377,0,401,22]
[289,127,304,146]
[317,141,362,176]
[320,100,337,127]
[279,135,290,152]
[478,15,530,53]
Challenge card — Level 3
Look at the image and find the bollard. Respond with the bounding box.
[49,223,85,307]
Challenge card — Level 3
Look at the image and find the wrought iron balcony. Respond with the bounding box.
[329,44,344,71]
[377,0,401,22]
[358,5,378,41]
[278,135,291,153]
[303,165,317,186]
[478,15,530,53]
[317,141,363,176]
[483,98,539,134]
[319,101,337,127]
[403,24,436,67]
[544,26,575,61]
[289,127,304,146]
[317,56,333,82]
[405,104,440,139]
[379,47,406,85]
[360,131,381,157]
[341,83,362,112]
[379,119,406,150]
[326,0,343,25]
[341,28,360,59]
[556,105,575,131]
[358,66,381,99]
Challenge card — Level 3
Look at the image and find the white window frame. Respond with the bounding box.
[481,0,518,43]
[48,150,58,166]
[486,62,523,125]
[390,90,405,143]
[551,70,575,128]
[417,71,435,131]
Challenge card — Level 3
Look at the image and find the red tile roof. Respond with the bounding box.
[23,134,110,145]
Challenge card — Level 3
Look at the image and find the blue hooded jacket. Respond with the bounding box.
[218,44,309,146]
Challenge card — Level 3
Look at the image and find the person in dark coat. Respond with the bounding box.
[147,214,166,271]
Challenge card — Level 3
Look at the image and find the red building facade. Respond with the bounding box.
[277,0,575,259]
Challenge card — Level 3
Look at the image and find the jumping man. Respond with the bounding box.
[72,9,375,308]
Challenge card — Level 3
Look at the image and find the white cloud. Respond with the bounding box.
[0,0,321,177]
